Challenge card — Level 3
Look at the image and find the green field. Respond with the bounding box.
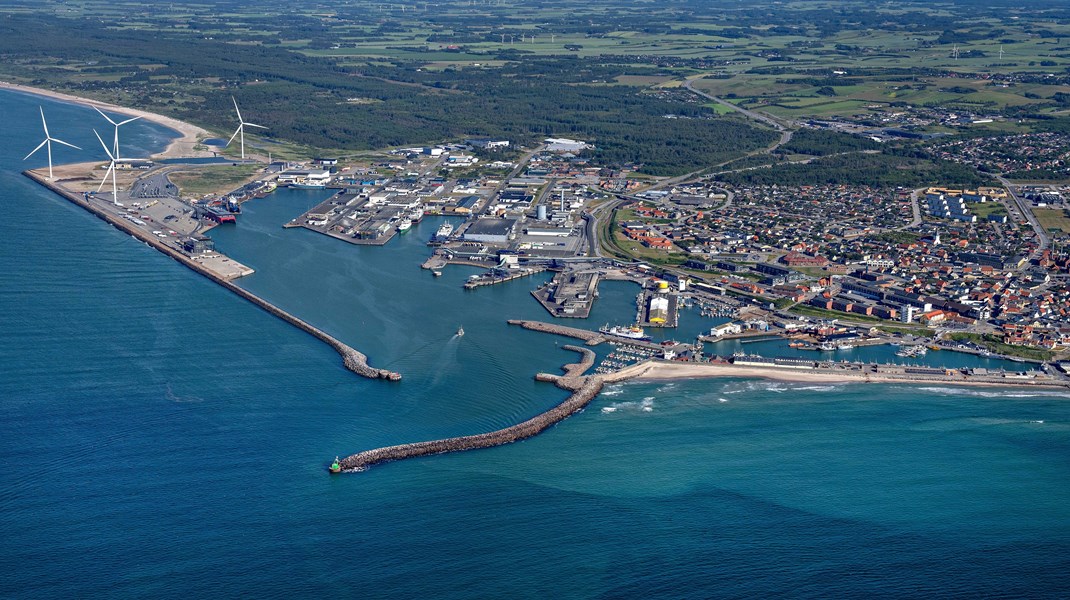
[1033,208,1070,234]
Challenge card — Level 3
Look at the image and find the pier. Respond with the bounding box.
[531,271,599,318]
[507,319,608,345]
[26,170,399,382]
[464,266,546,289]
[339,346,604,472]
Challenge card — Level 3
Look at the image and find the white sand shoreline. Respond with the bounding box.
[0,81,214,159]
[607,361,1070,392]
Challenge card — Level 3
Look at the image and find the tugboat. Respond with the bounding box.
[329,456,342,474]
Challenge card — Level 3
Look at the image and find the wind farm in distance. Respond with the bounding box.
[18,90,271,281]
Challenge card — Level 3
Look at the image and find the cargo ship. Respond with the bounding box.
[409,206,425,223]
[599,324,651,342]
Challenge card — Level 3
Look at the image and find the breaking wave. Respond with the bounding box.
[601,396,656,414]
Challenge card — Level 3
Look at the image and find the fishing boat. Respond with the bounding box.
[396,217,412,232]
[456,327,464,337]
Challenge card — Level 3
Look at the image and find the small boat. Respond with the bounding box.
[456,327,464,337]
[432,270,443,277]
[329,456,342,474]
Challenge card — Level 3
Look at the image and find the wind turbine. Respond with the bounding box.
[94,106,141,162]
[225,97,267,160]
[24,107,81,180]
[94,129,121,206]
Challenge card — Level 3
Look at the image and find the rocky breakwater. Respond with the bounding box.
[507,319,607,346]
[338,348,603,472]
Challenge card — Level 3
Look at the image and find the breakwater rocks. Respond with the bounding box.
[560,345,596,378]
[26,171,399,382]
[339,375,604,472]
[507,319,607,346]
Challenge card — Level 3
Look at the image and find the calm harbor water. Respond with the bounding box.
[2,89,1070,598]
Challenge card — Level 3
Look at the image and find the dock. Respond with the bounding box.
[530,271,599,318]
[26,170,399,382]
[464,266,546,289]
[636,289,679,328]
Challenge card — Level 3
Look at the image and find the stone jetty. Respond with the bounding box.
[338,347,603,472]
[26,171,400,382]
[507,319,607,345]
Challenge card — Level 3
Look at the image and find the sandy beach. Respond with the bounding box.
[1,81,214,159]
[607,360,1070,391]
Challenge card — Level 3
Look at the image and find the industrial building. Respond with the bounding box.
[463,218,517,244]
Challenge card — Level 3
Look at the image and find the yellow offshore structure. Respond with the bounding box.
[648,296,669,324]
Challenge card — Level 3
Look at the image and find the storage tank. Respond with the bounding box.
[657,280,670,292]
[537,204,547,220]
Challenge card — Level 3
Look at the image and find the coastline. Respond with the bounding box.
[0,81,213,159]
[610,360,1070,391]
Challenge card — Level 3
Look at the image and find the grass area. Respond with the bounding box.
[877,325,936,337]
[967,201,1008,219]
[169,165,263,197]
[1033,208,1070,234]
[947,332,1055,362]
[788,304,881,323]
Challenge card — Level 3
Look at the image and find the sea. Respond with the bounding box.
[2,88,1070,599]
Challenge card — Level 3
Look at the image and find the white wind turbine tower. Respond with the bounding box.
[24,107,81,180]
[94,106,141,162]
[94,129,122,206]
[225,97,267,160]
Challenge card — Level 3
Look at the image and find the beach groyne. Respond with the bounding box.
[339,347,604,472]
[26,171,399,381]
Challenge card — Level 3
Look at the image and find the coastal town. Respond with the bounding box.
[20,86,1070,372]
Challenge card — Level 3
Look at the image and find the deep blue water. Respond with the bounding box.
[2,89,1070,599]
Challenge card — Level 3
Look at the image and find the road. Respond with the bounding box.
[683,77,788,133]
[998,176,1051,259]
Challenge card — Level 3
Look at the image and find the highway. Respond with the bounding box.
[998,176,1051,261]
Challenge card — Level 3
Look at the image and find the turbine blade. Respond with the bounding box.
[225,125,242,148]
[94,106,118,126]
[97,164,114,193]
[244,122,268,129]
[51,137,81,150]
[117,115,142,126]
[232,96,243,123]
[24,139,48,160]
[40,107,49,137]
[93,129,115,160]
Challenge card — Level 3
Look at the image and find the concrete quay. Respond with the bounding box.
[464,266,546,289]
[27,171,399,382]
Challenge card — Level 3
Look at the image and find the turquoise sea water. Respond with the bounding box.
[2,89,1070,598]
